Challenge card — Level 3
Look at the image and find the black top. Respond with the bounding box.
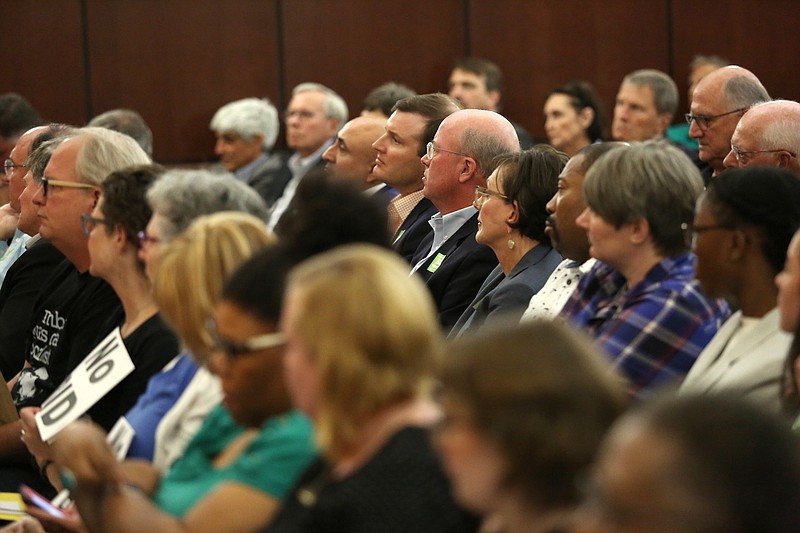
[11,258,122,409]
[88,309,179,430]
[0,239,64,381]
[263,426,479,533]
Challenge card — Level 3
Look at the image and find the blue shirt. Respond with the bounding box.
[561,253,730,400]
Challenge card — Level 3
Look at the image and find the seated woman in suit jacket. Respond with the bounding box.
[450,145,566,337]
[680,167,800,413]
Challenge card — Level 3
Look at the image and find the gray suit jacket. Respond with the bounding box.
[449,243,562,337]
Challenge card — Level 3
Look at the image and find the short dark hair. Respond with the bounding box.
[630,394,800,533]
[494,145,568,242]
[574,142,629,173]
[100,165,165,255]
[275,169,391,260]
[362,82,417,117]
[704,167,800,274]
[393,93,461,156]
[442,320,625,508]
[548,81,608,143]
[452,57,504,96]
[0,93,42,139]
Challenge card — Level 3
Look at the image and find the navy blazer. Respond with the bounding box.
[411,212,498,329]
[393,197,438,264]
[449,243,562,337]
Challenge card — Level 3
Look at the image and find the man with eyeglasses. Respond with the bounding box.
[688,66,769,180]
[409,109,518,328]
[0,127,149,472]
[267,83,347,231]
[721,100,800,174]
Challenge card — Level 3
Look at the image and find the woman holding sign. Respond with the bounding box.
[19,166,179,493]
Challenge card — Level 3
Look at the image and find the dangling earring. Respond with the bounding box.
[507,238,516,250]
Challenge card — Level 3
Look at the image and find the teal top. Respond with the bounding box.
[153,405,316,518]
[666,123,699,150]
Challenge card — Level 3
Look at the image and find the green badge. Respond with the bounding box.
[427,252,446,273]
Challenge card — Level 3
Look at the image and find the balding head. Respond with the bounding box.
[421,109,519,214]
[322,116,386,190]
[689,66,769,174]
[724,100,800,174]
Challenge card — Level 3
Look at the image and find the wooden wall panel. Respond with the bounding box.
[0,0,86,127]
[671,0,800,114]
[281,0,466,121]
[85,0,281,163]
[469,0,670,140]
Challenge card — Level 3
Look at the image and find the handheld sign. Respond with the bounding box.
[35,328,134,442]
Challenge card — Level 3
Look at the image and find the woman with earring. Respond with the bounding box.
[450,146,566,337]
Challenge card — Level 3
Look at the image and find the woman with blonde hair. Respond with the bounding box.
[30,214,315,533]
[264,244,478,532]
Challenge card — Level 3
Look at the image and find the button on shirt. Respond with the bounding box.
[521,258,595,322]
[411,206,476,274]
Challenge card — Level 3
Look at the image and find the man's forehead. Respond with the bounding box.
[289,90,326,110]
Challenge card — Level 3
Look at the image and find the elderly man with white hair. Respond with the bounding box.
[722,99,800,174]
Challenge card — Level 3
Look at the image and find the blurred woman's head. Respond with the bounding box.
[152,212,274,362]
[437,320,625,516]
[281,244,441,460]
[544,81,606,156]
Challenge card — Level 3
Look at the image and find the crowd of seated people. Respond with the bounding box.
[1,52,800,533]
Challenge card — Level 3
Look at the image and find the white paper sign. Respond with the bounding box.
[106,416,135,460]
[35,328,135,442]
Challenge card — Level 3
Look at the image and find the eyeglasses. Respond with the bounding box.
[473,185,509,208]
[206,319,285,359]
[284,110,320,121]
[41,177,95,197]
[136,230,161,246]
[686,223,736,249]
[685,108,747,132]
[426,142,469,160]
[730,144,797,164]
[80,213,114,238]
[3,159,24,175]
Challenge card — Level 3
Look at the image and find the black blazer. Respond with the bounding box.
[393,197,438,264]
[411,212,498,329]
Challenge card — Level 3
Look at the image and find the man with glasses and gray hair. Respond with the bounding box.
[721,99,800,175]
[0,127,149,472]
[410,109,519,328]
[267,82,347,231]
[688,66,769,180]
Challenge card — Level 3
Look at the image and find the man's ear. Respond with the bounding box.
[656,113,672,135]
[457,157,479,183]
[91,187,101,208]
[487,90,501,111]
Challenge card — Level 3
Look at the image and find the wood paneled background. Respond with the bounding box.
[3,0,797,163]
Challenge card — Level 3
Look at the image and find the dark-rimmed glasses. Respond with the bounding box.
[80,213,114,238]
[3,159,24,175]
[686,223,737,249]
[42,177,95,197]
[685,108,747,131]
[426,141,469,160]
[206,319,285,359]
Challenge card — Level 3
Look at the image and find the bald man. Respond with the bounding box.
[410,109,519,328]
[688,66,769,178]
[322,116,392,196]
[722,100,800,174]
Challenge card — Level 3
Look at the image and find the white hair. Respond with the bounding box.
[209,97,280,151]
[292,82,348,130]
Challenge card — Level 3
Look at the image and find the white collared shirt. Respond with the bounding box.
[410,205,476,274]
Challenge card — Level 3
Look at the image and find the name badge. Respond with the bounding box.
[427,253,446,273]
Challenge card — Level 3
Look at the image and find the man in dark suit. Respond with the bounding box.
[410,109,520,328]
[372,94,460,262]
[209,97,289,207]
